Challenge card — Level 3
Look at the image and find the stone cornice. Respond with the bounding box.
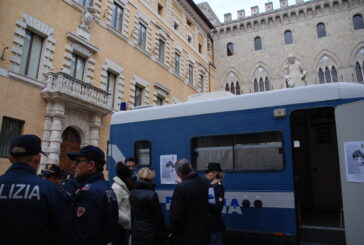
[66,32,99,53]
[154,82,171,93]
[176,0,214,33]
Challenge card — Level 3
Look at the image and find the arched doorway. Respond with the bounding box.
[60,127,81,174]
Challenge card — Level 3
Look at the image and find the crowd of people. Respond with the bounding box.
[0,134,226,245]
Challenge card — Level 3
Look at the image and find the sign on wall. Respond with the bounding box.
[344,141,364,183]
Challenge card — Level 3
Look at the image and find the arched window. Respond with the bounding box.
[259,78,264,92]
[319,68,325,84]
[316,23,326,38]
[235,82,240,95]
[356,62,363,82]
[353,14,364,30]
[325,67,332,83]
[254,79,258,92]
[225,83,229,92]
[227,43,234,56]
[265,77,270,91]
[230,82,235,94]
[284,30,293,44]
[319,66,339,83]
[254,37,262,51]
[331,66,338,82]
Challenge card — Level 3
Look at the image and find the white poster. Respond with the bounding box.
[344,141,364,183]
[160,155,178,184]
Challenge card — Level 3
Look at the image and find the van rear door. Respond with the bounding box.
[335,100,364,245]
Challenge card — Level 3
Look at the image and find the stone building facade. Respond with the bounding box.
[0,0,216,173]
[199,0,364,94]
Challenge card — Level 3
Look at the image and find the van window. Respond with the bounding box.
[134,141,151,166]
[234,132,283,170]
[192,135,234,170]
[191,131,284,171]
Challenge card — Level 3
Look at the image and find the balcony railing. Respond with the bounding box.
[42,72,112,113]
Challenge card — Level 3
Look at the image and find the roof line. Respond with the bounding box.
[186,0,215,29]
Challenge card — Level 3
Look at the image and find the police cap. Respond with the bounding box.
[9,134,47,157]
[41,164,62,177]
[67,145,106,164]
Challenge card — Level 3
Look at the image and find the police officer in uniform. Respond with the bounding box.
[41,163,74,212]
[67,145,118,245]
[0,135,71,245]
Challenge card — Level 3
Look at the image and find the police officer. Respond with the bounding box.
[41,164,74,211]
[0,135,71,245]
[67,145,118,245]
[205,162,225,245]
[41,163,63,184]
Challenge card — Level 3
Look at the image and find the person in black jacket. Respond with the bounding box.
[205,162,225,245]
[170,158,210,245]
[129,167,168,245]
[0,135,71,245]
[67,145,118,245]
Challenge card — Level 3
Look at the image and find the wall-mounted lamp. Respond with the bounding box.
[0,47,9,61]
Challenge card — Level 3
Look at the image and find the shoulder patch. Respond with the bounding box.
[81,184,91,191]
[76,207,86,217]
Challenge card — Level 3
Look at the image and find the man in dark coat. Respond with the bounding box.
[205,162,225,245]
[67,145,118,245]
[0,135,71,245]
[170,158,210,245]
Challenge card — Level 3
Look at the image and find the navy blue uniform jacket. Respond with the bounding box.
[72,172,118,245]
[208,182,225,232]
[0,162,71,245]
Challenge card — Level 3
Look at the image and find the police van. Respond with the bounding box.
[108,82,364,245]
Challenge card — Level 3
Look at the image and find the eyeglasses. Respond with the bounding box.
[75,159,91,164]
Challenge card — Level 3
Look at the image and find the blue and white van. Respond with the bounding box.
[108,83,364,245]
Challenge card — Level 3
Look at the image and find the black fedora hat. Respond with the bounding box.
[205,162,223,173]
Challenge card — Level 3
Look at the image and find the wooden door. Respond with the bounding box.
[59,127,81,174]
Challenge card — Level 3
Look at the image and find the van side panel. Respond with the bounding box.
[108,99,359,236]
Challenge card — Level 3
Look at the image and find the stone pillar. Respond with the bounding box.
[40,102,54,168]
[89,114,101,146]
[47,103,65,165]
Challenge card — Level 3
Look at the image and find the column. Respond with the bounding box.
[40,102,53,168]
[47,103,65,165]
[89,114,101,146]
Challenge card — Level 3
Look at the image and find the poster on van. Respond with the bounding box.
[160,155,178,184]
[344,141,364,183]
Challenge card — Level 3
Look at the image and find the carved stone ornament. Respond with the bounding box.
[80,7,96,31]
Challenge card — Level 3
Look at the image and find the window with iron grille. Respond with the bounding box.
[0,117,24,158]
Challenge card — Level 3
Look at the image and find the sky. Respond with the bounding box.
[193,0,310,22]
